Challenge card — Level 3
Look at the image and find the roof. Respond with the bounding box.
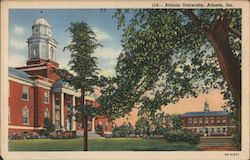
[8,67,33,83]
[182,111,230,118]
[33,18,51,28]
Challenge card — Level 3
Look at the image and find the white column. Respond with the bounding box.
[72,95,76,131]
[92,117,95,132]
[60,92,64,129]
[52,93,55,124]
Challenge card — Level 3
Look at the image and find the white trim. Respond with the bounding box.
[9,77,33,86]
[19,66,47,71]
[104,132,112,134]
[8,126,44,130]
[62,88,81,97]
[182,125,236,129]
[9,125,34,130]
[34,79,52,90]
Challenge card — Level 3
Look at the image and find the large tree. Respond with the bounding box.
[56,21,102,151]
[98,9,241,149]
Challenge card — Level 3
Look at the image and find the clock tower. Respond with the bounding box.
[16,16,60,81]
[27,17,58,63]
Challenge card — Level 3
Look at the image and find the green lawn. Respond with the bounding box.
[9,138,199,151]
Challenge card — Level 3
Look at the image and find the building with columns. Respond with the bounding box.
[8,17,112,137]
[181,100,236,136]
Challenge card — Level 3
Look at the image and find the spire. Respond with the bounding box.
[40,10,44,18]
[204,99,210,112]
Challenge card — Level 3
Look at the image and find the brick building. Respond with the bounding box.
[8,17,112,137]
[181,100,236,136]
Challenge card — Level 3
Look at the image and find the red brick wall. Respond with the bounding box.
[9,80,34,127]
[182,115,232,127]
[34,87,52,127]
[47,63,60,81]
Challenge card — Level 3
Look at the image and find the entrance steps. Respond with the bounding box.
[76,131,104,139]
[199,136,237,151]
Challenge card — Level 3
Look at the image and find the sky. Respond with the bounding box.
[9,9,122,77]
[9,9,226,126]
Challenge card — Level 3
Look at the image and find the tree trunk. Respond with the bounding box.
[207,16,241,150]
[81,89,88,151]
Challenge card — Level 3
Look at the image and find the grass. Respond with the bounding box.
[9,138,199,151]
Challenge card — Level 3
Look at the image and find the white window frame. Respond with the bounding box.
[44,90,49,104]
[44,109,50,119]
[22,106,29,125]
[22,85,29,100]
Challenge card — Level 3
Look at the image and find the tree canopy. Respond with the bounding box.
[98,9,241,121]
[56,21,102,151]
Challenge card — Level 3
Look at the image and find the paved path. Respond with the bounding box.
[199,136,237,151]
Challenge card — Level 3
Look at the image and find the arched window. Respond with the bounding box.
[22,106,29,124]
[50,47,54,59]
[31,44,38,59]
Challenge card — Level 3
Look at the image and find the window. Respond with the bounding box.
[222,117,227,124]
[44,91,49,103]
[216,117,221,124]
[222,128,226,133]
[8,106,10,123]
[22,86,29,100]
[210,117,215,124]
[22,107,29,124]
[50,47,54,59]
[217,128,220,133]
[44,109,49,119]
[193,118,197,125]
[106,121,108,131]
[205,117,209,125]
[55,111,60,120]
[55,99,60,109]
[188,118,192,125]
[55,111,60,128]
[67,100,71,111]
[199,118,203,125]
[99,121,102,126]
[211,128,214,133]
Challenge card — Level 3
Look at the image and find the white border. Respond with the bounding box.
[1,0,249,160]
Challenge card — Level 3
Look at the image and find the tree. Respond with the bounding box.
[135,118,150,136]
[172,114,182,130]
[43,118,55,137]
[99,9,241,149]
[55,21,102,151]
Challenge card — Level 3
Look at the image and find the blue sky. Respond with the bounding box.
[9,9,123,76]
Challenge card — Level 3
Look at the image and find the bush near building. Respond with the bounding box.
[164,130,199,145]
[112,124,135,138]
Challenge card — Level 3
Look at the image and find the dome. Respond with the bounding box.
[33,18,51,28]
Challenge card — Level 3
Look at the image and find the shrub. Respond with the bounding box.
[95,124,103,132]
[112,124,135,137]
[164,130,199,144]
[42,118,55,137]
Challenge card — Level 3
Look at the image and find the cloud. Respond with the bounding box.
[94,47,121,60]
[10,38,26,49]
[14,25,25,34]
[93,27,112,41]
[9,53,26,67]
[99,68,116,77]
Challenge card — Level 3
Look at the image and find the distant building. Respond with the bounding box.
[8,17,112,137]
[181,100,236,136]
